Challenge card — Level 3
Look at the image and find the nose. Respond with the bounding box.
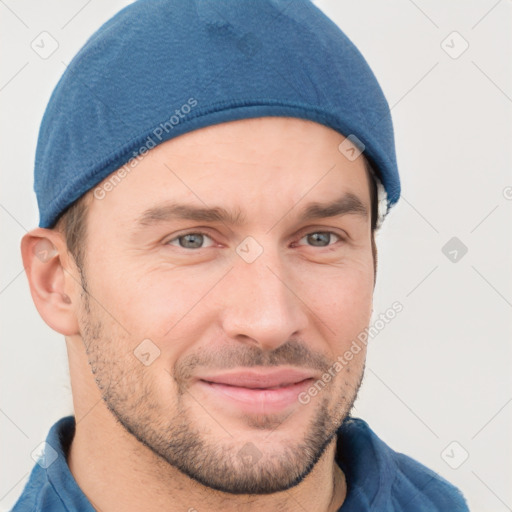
[219,249,309,351]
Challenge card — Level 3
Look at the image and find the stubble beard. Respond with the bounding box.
[78,278,365,495]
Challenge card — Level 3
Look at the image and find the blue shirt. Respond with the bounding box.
[11,416,469,511]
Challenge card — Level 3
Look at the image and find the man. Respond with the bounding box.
[15,0,469,510]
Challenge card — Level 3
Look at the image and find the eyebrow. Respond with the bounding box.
[134,192,368,230]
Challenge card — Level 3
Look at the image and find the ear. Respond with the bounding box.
[20,228,82,336]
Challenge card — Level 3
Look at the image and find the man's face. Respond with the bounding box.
[76,117,374,494]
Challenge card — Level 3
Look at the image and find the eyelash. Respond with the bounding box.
[165,230,345,249]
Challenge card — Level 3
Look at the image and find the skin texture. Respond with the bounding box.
[21,117,375,512]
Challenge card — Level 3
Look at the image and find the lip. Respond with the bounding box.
[195,368,316,414]
[199,368,316,389]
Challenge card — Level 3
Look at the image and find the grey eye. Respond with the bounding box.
[301,232,340,247]
[179,233,205,248]
[167,233,214,249]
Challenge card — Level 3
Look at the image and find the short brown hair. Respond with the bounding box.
[53,191,92,272]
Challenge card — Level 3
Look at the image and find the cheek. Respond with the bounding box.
[295,258,374,337]
[85,255,224,352]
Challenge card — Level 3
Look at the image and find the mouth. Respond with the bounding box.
[196,369,316,413]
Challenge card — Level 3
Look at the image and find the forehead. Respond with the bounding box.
[86,117,371,230]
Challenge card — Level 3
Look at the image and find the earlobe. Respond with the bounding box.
[20,228,81,336]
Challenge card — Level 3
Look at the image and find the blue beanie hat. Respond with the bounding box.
[35,0,400,229]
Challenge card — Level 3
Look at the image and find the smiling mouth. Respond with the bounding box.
[198,368,317,389]
[200,379,313,390]
[195,369,317,412]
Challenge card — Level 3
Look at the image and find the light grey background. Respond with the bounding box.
[1,1,511,510]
